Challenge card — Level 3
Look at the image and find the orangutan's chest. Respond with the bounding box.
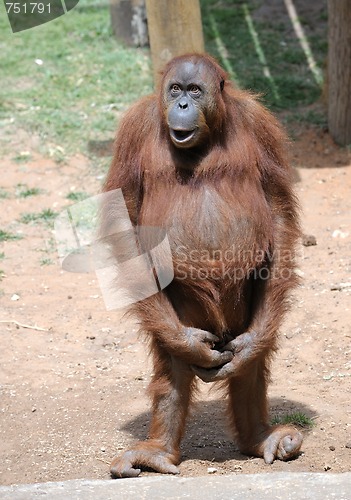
[139,179,273,256]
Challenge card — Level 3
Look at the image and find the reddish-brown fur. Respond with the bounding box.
[103,54,302,478]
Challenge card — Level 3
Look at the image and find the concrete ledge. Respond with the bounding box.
[1,473,351,500]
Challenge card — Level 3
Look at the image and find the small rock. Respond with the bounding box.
[345,442,351,449]
[207,467,217,474]
[330,282,351,291]
[11,293,20,301]
[332,229,349,239]
[31,407,37,413]
[329,445,335,451]
[324,464,332,471]
[286,327,301,339]
[100,447,106,452]
[302,234,317,247]
[232,464,243,471]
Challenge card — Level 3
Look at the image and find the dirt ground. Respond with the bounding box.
[0,121,350,486]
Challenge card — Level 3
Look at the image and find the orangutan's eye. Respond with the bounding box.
[170,84,181,96]
[189,85,201,96]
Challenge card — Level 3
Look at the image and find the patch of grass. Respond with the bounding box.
[0,0,152,156]
[44,236,56,253]
[19,213,38,224]
[16,183,44,198]
[0,0,327,157]
[36,238,56,265]
[0,230,22,242]
[19,208,58,225]
[0,269,5,280]
[300,110,328,127]
[37,236,56,256]
[201,0,326,109]
[66,191,89,202]
[271,412,314,428]
[48,145,67,164]
[40,208,59,222]
[0,188,10,199]
[40,257,54,266]
[0,251,5,259]
[12,152,32,163]
[283,108,328,128]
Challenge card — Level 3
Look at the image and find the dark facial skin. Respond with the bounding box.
[164,61,212,149]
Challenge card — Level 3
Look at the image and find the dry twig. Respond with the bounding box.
[0,320,48,332]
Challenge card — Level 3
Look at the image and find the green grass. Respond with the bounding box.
[201,0,326,110]
[40,257,55,266]
[271,412,314,428]
[12,152,32,163]
[37,236,56,256]
[0,230,22,241]
[2,183,49,202]
[0,188,10,199]
[16,183,44,198]
[66,191,89,202]
[0,0,327,158]
[0,252,5,259]
[0,0,152,156]
[285,109,328,128]
[36,236,56,265]
[19,208,58,225]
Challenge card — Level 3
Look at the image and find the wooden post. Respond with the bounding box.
[110,0,148,47]
[145,0,205,84]
[328,0,351,145]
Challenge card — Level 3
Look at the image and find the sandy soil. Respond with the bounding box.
[0,122,350,486]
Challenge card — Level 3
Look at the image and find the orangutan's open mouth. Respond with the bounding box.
[170,128,196,144]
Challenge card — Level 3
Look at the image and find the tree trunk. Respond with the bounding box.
[145,0,204,85]
[328,0,351,145]
[110,0,148,47]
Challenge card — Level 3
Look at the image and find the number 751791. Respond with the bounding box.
[5,3,51,14]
